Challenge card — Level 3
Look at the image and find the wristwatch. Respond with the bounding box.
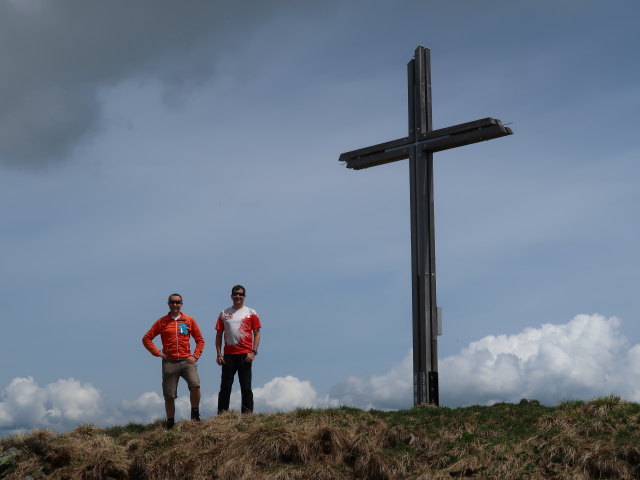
[252,349,258,355]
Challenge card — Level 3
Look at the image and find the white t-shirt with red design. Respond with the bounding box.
[215,306,261,355]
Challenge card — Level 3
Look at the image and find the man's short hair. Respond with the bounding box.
[231,285,246,295]
[168,293,183,302]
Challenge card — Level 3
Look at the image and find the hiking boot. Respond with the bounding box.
[165,418,175,430]
[191,408,200,421]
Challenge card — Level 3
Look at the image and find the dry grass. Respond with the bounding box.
[2,397,640,479]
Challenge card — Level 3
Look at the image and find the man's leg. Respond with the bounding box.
[164,397,176,419]
[188,387,201,420]
[182,362,202,421]
[238,356,254,414]
[162,360,179,429]
[217,355,238,414]
[189,386,201,409]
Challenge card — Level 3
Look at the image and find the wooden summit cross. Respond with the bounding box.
[339,46,513,406]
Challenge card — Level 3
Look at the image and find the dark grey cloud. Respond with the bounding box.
[0,0,319,168]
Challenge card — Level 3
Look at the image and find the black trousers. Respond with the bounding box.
[217,353,253,414]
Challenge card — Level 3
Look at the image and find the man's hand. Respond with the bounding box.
[216,355,225,366]
[160,352,167,360]
[187,355,196,364]
[246,352,255,363]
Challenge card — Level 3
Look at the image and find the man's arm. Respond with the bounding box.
[142,320,164,358]
[247,329,261,362]
[253,329,261,352]
[190,319,205,361]
[215,330,224,365]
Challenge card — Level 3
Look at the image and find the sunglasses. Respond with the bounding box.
[168,300,183,305]
[231,292,246,297]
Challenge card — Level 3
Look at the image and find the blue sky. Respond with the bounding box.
[1,0,639,434]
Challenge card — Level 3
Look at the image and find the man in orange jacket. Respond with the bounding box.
[143,293,205,428]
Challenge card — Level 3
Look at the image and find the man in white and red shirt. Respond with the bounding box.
[215,284,261,414]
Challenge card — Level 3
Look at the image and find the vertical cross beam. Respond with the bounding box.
[338,46,512,407]
[408,47,438,406]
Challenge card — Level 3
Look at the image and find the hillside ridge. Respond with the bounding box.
[1,396,639,479]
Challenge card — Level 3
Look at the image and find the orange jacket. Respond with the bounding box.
[142,313,205,360]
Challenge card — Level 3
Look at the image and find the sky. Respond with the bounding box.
[1,0,639,435]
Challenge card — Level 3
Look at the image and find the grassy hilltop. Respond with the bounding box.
[1,396,640,480]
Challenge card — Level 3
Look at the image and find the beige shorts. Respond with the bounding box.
[162,359,200,399]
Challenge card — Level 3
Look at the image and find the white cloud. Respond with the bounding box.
[108,375,333,425]
[329,355,413,410]
[252,375,333,412]
[44,378,103,421]
[328,314,640,409]
[440,314,634,406]
[0,377,102,435]
[113,391,165,425]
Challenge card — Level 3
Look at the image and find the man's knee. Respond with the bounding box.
[188,385,200,391]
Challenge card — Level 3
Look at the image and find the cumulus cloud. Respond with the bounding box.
[440,313,639,406]
[0,377,102,435]
[329,355,413,410]
[84,375,336,428]
[328,314,640,409]
[112,391,165,425]
[252,375,337,412]
[3,314,640,436]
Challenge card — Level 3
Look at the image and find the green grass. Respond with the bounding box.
[103,422,150,438]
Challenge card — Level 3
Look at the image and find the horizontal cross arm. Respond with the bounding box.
[339,136,411,170]
[420,117,513,154]
[339,117,513,170]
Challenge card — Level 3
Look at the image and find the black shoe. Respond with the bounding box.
[191,408,200,421]
[165,418,175,430]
